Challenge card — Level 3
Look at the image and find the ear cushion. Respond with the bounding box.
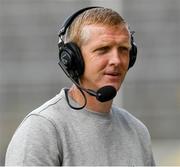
[59,42,84,77]
[129,36,137,69]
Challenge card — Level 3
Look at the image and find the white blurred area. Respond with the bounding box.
[153,139,180,165]
[0,0,180,165]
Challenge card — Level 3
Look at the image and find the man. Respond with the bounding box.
[5,7,155,166]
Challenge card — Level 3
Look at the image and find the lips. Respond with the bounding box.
[105,71,120,76]
[103,73,121,82]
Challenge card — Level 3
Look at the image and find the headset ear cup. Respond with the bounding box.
[58,42,84,79]
[129,35,137,69]
[66,42,84,76]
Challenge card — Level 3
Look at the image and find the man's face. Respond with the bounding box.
[80,24,131,91]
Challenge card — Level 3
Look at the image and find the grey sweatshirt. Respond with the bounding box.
[5,88,155,166]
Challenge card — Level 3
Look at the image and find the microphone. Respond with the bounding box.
[96,86,117,102]
[85,86,117,102]
[70,79,117,102]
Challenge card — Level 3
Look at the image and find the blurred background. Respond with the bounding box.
[0,0,180,165]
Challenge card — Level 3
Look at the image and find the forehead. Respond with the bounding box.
[81,24,130,44]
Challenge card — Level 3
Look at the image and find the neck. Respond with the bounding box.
[68,85,113,113]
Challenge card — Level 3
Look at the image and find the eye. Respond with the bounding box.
[94,46,110,55]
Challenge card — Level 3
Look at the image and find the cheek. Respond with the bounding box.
[121,55,130,70]
[84,56,108,73]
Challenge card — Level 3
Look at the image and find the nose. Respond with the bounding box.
[108,49,121,66]
[108,48,129,68]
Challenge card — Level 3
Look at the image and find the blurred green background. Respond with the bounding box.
[0,0,180,165]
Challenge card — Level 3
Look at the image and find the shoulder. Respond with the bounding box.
[5,89,68,165]
[12,88,69,140]
[11,89,67,140]
[26,88,69,123]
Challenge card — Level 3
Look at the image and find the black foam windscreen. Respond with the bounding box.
[96,86,117,102]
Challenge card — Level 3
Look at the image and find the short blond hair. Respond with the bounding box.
[66,7,127,46]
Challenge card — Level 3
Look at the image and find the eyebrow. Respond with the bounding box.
[93,40,131,49]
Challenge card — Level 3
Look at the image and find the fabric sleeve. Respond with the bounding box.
[5,114,62,166]
[136,121,156,166]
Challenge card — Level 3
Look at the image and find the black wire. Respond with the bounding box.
[64,87,87,110]
[58,61,87,110]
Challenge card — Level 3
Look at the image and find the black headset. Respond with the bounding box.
[58,7,137,83]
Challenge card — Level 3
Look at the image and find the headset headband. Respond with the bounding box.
[59,6,101,37]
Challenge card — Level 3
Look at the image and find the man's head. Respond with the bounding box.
[58,7,137,91]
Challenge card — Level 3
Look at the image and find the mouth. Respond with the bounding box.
[104,72,121,80]
[105,72,120,76]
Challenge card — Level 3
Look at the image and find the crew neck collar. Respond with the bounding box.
[62,88,113,120]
